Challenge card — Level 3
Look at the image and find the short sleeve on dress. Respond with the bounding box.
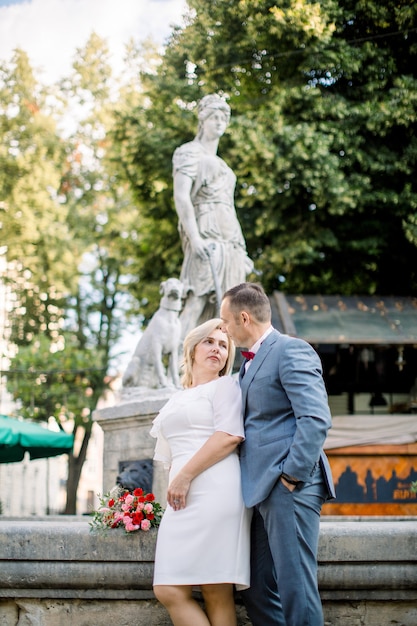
[150,414,172,469]
[172,141,201,180]
[212,376,244,439]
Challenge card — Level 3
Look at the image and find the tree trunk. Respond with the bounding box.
[63,423,92,515]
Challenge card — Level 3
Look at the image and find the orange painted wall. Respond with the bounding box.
[323,442,417,516]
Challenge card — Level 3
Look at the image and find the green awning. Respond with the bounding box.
[271,294,417,345]
[0,414,74,463]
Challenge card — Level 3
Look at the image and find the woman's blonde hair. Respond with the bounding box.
[181,318,235,388]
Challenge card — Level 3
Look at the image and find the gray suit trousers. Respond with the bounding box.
[240,466,326,626]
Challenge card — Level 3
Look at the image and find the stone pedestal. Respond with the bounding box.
[93,387,175,503]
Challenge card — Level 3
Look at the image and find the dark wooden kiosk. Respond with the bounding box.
[270,294,417,516]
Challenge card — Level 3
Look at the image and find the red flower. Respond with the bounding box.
[133,488,144,497]
[145,493,155,502]
[132,511,144,525]
[108,498,115,507]
[146,513,155,521]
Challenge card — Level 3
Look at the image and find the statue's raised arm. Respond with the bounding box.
[173,94,253,339]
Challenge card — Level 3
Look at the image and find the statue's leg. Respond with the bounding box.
[180,294,207,339]
[151,341,168,387]
[168,349,180,388]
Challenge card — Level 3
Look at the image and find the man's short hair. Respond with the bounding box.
[223,282,271,323]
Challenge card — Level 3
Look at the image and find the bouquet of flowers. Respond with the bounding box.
[90,487,164,533]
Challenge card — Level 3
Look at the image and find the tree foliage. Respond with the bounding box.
[1,36,143,513]
[113,0,417,296]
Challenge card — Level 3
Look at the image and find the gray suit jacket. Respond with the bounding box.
[239,330,335,508]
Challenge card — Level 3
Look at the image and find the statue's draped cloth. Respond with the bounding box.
[173,140,249,298]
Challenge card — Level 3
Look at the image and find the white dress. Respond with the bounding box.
[150,376,251,590]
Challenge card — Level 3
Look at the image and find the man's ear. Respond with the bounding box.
[241,310,251,326]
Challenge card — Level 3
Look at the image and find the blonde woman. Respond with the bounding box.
[151,318,251,626]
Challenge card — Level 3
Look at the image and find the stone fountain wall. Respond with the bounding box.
[0,518,416,625]
[93,388,174,503]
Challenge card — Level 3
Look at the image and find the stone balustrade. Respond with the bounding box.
[0,517,416,625]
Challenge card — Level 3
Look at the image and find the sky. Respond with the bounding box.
[0,0,188,84]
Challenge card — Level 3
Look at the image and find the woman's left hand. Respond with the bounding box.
[167,472,191,510]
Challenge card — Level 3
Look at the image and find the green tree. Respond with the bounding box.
[1,37,143,514]
[0,50,73,289]
[109,38,188,312]
[113,0,417,297]
[44,33,149,513]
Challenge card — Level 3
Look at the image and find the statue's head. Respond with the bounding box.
[196,94,231,137]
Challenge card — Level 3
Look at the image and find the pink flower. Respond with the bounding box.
[144,503,153,514]
[125,520,140,532]
[141,519,151,531]
[136,501,145,511]
[124,494,134,507]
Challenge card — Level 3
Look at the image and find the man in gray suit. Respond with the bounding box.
[220,282,335,626]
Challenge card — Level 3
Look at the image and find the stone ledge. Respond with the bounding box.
[93,388,175,422]
[319,519,416,561]
[0,519,416,625]
[0,520,156,562]
[2,519,416,560]
[0,520,416,596]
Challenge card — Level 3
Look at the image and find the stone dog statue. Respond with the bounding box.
[122,278,185,389]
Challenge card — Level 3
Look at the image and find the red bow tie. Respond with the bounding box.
[241,350,255,360]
